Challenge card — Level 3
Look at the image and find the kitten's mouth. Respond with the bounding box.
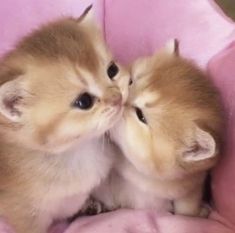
[102,105,123,128]
[102,103,123,115]
[108,106,123,121]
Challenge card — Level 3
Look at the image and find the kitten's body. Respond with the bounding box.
[0,138,114,232]
[94,152,205,212]
[0,7,129,233]
[94,42,223,217]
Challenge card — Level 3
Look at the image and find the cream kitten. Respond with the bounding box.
[0,6,129,233]
[93,40,223,217]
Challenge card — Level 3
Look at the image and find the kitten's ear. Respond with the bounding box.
[77,5,94,25]
[0,77,29,122]
[164,39,180,56]
[182,126,217,162]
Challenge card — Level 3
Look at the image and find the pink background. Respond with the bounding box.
[0,0,235,232]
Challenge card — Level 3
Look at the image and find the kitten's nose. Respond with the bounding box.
[104,87,122,106]
[111,92,122,106]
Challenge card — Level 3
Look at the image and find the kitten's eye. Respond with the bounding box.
[72,92,95,110]
[107,62,119,80]
[135,107,147,124]
[129,79,133,86]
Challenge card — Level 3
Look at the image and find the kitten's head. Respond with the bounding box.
[0,6,130,153]
[111,40,223,179]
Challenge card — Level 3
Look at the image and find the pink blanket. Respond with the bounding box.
[49,210,232,233]
[49,210,234,233]
[0,0,235,232]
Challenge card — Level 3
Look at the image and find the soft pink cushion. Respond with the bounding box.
[0,0,235,233]
[0,0,92,56]
[209,42,235,226]
[103,0,235,67]
[62,210,234,233]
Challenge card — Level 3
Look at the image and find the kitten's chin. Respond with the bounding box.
[94,105,123,136]
[108,107,124,128]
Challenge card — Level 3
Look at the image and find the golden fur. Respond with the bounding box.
[93,43,223,217]
[0,7,129,233]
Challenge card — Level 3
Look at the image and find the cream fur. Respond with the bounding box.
[0,7,129,233]
[93,46,223,217]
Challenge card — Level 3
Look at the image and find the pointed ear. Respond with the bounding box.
[182,126,217,162]
[0,77,29,122]
[77,5,94,24]
[164,39,180,56]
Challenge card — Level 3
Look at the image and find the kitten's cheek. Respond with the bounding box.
[98,105,123,133]
[110,119,126,147]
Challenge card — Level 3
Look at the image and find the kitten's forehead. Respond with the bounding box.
[16,18,103,73]
[131,57,153,82]
[132,90,160,109]
[74,67,103,96]
[24,59,103,96]
[13,17,114,98]
[130,69,161,109]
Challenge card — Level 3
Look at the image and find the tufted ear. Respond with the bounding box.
[164,39,180,56]
[0,77,29,122]
[77,5,94,24]
[182,126,217,162]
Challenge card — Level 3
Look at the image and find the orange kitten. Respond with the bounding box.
[0,6,129,233]
[93,40,223,217]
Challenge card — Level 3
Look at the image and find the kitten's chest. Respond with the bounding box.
[35,140,113,219]
[119,162,197,200]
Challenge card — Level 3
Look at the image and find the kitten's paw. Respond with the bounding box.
[80,198,107,216]
[84,199,103,215]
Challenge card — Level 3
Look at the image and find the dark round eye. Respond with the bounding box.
[135,107,147,124]
[107,62,119,80]
[129,79,133,86]
[72,92,95,110]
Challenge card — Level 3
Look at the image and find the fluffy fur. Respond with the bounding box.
[0,7,129,233]
[93,41,223,217]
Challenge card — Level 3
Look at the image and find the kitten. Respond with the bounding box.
[0,6,129,233]
[93,40,223,217]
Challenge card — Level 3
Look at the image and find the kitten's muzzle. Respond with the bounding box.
[104,87,123,107]
[110,92,122,106]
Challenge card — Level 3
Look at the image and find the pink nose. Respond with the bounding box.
[110,92,122,106]
[104,87,123,106]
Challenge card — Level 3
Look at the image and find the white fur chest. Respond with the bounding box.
[35,139,114,220]
[115,159,195,207]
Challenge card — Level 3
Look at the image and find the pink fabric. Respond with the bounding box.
[0,0,92,56]
[0,219,14,233]
[103,0,235,67]
[209,41,235,227]
[0,0,235,233]
[48,210,234,233]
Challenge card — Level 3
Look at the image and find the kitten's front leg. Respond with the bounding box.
[173,188,209,217]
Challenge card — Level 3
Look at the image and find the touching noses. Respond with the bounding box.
[111,92,122,106]
[104,87,123,106]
